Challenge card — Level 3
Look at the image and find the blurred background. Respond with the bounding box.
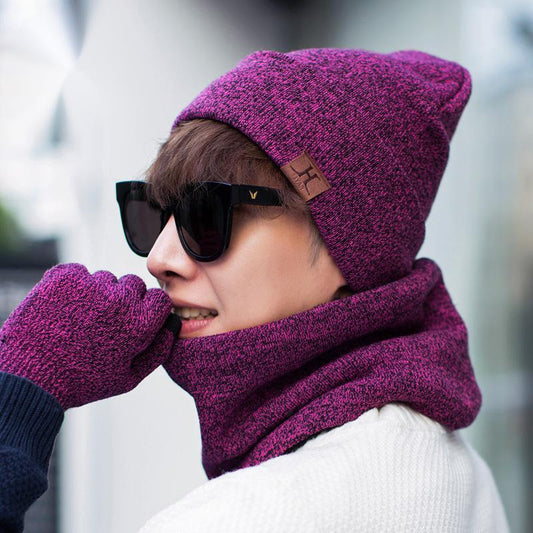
[1,0,531,531]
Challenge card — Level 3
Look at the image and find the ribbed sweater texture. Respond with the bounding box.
[139,403,510,533]
[0,373,509,533]
[0,373,510,532]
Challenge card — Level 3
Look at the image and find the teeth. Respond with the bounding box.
[173,307,218,319]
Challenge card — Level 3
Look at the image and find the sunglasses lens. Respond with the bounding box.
[123,187,163,255]
[179,185,228,259]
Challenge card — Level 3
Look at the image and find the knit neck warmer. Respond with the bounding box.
[163,258,482,480]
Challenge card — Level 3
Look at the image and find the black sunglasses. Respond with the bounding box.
[116,180,283,262]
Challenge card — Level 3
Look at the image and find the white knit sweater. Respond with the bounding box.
[139,402,510,532]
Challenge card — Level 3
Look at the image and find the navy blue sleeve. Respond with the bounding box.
[0,372,64,533]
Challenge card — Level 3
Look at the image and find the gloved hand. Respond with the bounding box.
[0,263,181,410]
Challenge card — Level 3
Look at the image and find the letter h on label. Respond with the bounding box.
[290,163,321,196]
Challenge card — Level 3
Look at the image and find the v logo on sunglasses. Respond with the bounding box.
[117,180,283,261]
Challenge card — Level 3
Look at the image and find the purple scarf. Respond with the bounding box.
[163,257,482,480]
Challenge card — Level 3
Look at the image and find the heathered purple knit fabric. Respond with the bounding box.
[0,263,175,410]
[162,48,481,479]
[173,48,471,294]
[164,258,481,479]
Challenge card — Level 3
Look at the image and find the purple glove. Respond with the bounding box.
[0,263,181,410]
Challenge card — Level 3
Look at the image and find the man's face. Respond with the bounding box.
[147,208,347,338]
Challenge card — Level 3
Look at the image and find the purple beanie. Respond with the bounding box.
[163,48,481,479]
[173,48,471,294]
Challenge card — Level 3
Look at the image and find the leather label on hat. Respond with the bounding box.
[281,151,331,202]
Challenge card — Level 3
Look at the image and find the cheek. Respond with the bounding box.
[241,223,310,303]
[236,220,300,280]
[217,224,283,309]
[208,214,314,329]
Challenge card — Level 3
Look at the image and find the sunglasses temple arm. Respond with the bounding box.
[234,185,283,206]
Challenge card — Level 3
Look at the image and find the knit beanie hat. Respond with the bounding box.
[172,48,471,294]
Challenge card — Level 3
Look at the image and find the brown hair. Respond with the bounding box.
[144,118,326,265]
[145,118,356,301]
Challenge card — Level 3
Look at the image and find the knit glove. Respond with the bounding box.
[0,263,181,410]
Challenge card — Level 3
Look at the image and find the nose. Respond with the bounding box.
[146,215,197,285]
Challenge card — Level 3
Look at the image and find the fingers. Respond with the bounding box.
[91,269,150,303]
[130,327,176,380]
[40,264,171,339]
[45,263,89,276]
[42,265,150,301]
[116,274,147,299]
[143,288,173,324]
[41,263,90,285]
[92,270,118,285]
[93,271,152,302]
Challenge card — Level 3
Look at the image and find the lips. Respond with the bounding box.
[170,298,219,320]
[172,307,218,320]
[177,314,216,335]
[170,306,218,336]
